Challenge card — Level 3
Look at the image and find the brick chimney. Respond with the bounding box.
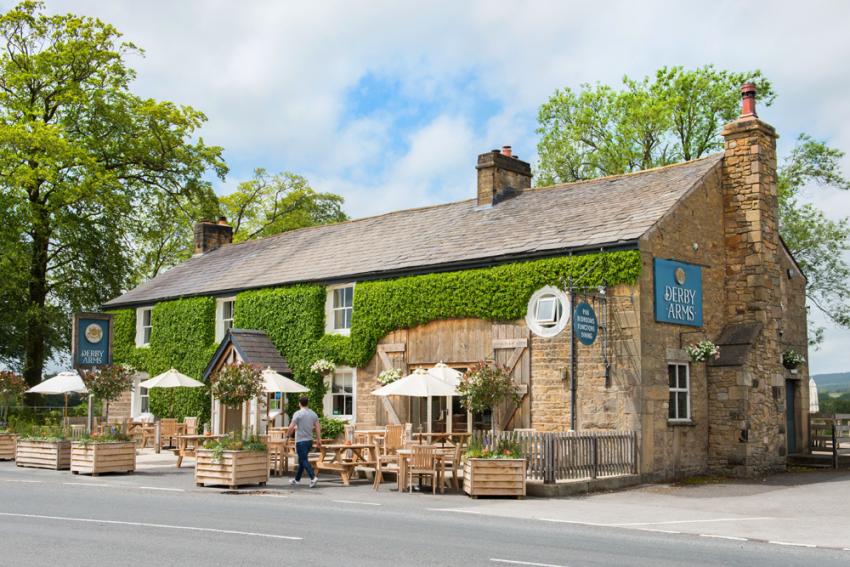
[194,216,233,255]
[476,146,532,206]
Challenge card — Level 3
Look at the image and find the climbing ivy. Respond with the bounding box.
[110,250,641,418]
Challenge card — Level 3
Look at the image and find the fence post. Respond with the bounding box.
[833,423,839,470]
[544,433,555,484]
[590,436,598,479]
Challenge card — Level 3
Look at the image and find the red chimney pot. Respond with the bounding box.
[740,83,757,118]
[501,145,512,157]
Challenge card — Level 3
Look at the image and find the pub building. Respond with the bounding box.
[104,84,808,480]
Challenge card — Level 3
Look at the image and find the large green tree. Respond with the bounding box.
[536,66,849,344]
[0,2,227,384]
[220,168,347,243]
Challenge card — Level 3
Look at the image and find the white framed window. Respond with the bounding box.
[215,297,236,342]
[140,386,149,413]
[525,286,570,338]
[325,284,354,335]
[135,307,153,347]
[324,368,356,420]
[668,363,691,422]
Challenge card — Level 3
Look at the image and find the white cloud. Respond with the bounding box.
[44,0,850,372]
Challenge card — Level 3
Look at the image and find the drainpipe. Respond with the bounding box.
[570,287,577,431]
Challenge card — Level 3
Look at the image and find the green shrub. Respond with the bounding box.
[318,416,347,440]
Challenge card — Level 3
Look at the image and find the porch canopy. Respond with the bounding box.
[203,329,294,435]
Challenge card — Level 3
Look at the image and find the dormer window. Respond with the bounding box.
[325,284,354,335]
[135,307,153,347]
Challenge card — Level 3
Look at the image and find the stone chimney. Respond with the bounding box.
[720,83,780,324]
[476,145,532,206]
[194,216,233,255]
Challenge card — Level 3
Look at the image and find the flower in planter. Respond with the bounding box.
[685,340,720,363]
[377,368,403,385]
[310,359,336,375]
[782,349,806,370]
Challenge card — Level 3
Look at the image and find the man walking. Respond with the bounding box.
[287,396,322,487]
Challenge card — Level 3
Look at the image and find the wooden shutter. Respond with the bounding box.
[492,323,530,430]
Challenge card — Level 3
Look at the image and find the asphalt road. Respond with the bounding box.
[1,474,848,567]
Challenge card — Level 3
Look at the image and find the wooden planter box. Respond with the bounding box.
[0,433,16,460]
[16,439,71,470]
[195,449,269,489]
[71,442,136,476]
[463,458,526,498]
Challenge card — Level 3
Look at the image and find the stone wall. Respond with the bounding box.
[638,165,727,479]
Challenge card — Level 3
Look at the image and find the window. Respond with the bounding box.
[325,368,355,419]
[525,286,570,338]
[215,297,235,342]
[325,284,354,334]
[136,307,152,347]
[140,386,149,413]
[668,363,690,421]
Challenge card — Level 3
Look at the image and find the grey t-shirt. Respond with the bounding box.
[291,408,319,443]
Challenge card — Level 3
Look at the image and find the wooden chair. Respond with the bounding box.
[408,445,441,494]
[160,418,178,448]
[183,417,198,436]
[266,428,290,476]
[70,424,86,439]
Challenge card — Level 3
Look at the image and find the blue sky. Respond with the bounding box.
[38,0,850,373]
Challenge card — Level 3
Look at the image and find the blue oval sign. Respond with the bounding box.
[573,302,598,346]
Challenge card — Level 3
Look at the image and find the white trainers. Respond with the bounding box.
[309,477,318,488]
[289,479,300,486]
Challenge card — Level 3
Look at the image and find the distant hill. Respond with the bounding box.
[812,372,850,392]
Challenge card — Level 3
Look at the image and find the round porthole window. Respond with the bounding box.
[525,286,570,338]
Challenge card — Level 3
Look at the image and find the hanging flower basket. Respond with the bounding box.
[310,359,336,375]
[377,368,403,385]
[782,349,805,371]
[686,340,720,363]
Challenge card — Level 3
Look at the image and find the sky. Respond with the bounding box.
[32,0,850,374]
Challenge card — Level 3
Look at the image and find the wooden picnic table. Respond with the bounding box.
[314,443,378,486]
[353,429,386,445]
[174,434,226,468]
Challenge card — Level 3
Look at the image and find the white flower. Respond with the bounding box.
[377,368,403,385]
[310,359,336,374]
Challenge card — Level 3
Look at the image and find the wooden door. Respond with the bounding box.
[492,323,530,430]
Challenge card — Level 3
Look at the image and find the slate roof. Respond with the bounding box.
[203,329,292,380]
[106,154,723,307]
[708,323,763,367]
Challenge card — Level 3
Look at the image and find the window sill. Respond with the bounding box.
[135,343,151,349]
[668,419,695,427]
[325,328,351,337]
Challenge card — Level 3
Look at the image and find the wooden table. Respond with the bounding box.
[396,448,451,492]
[174,434,225,468]
[315,443,378,486]
[266,439,293,477]
[353,429,386,445]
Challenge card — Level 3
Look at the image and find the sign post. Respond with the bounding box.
[72,312,113,434]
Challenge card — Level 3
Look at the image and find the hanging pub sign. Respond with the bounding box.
[654,258,703,327]
[573,301,598,345]
[72,312,113,368]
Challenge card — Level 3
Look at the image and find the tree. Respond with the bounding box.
[458,361,520,437]
[536,66,773,185]
[0,2,227,385]
[220,169,348,243]
[536,66,849,345]
[80,364,133,416]
[778,135,850,341]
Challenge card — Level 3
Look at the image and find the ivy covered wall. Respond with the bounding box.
[109,250,641,419]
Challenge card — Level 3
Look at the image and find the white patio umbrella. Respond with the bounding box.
[140,368,205,389]
[260,367,309,429]
[261,367,309,393]
[428,361,462,387]
[372,368,459,398]
[427,362,464,434]
[26,370,88,417]
[372,368,459,435]
[809,377,820,414]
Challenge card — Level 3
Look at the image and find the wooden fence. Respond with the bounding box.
[809,414,850,468]
[472,430,638,484]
